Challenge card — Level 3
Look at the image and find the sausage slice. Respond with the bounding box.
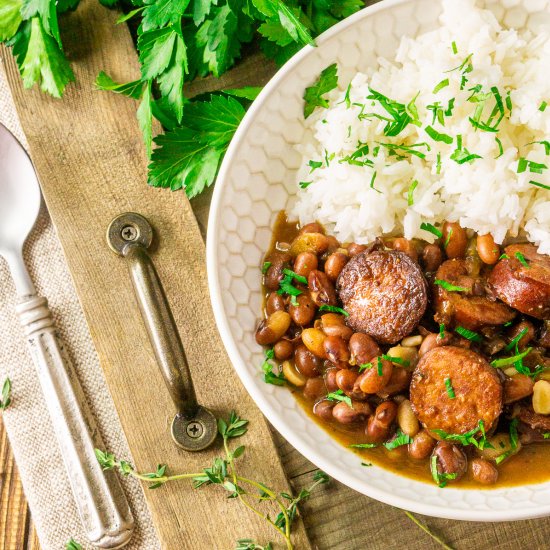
[336,250,428,344]
[434,259,515,330]
[410,346,503,435]
[488,244,550,320]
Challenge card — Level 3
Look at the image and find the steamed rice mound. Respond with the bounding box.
[292,0,550,254]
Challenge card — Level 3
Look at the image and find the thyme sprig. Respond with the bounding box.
[95,412,328,550]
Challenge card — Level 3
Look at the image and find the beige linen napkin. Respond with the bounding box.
[0,60,160,550]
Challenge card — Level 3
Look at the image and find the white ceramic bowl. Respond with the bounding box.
[207,0,550,521]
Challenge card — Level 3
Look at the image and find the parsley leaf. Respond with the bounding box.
[141,0,191,31]
[383,429,412,450]
[303,63,338,118]
[0,0,23,41]
[326,389,352,408]
[95,72,144,100]
[0,378,12,410]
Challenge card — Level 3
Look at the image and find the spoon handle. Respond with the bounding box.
[16,295,134,548]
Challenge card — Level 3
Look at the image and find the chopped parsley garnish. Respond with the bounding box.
[308,160,323,173]
[407,179,419,206]
[540,101,548,112]
[420,222,443,239]
[543,433,550,439]
[366,88,419,136]
[282,268,307,285]
[324,150,335,166]
[433,420,492,450]
[350,442,378,448]
[425,125,454,144]
[454,326,482,343]
[495,418,519,465]
[515,251,530,268]
[439,323,446,339]
[434,279,468,292]
[436,152,442,174]
[451,41,458,54]
[383,429,413,450]
[430,455,457,488]
[262,262,272,274]
[444,228,452,249]
[503,327,528,353]
[261,349,286,386]
[469,117,499,133]
[445,53,473,74]
[370,171,380,193]
[377,356,383,376]
[299,181,313,189]
[445,97,456,117]
[378,142,430,159]
[490,347,532,368]
[451,147,482,165]
[303,63,339,119]
[495,137,504,159]
[326,389,352,408]
[517,157,547,174]
[427,102,445,126]
[433,78,449,94]
[381,354,410,367]
[338,82,352,109]
[444,378,456,399]
[529,180,550,191]
[358,362,373,372]
[319,304,349,317]
[499,253,510,260]
[277,270,305,300]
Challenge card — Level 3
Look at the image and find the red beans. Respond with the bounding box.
[325,252,348,281]
[431,441,467,483]
[392,238,418,262]
[273,340,293,360]
[349,333,381,366]
[323,335,350,365]
[333,401,372,424]
[470,458,498,485]
[266,292,285,315]
[355,358,393,394]
[289,294,317,326]
[294,344,321,378]
[313,399,334,421]
[335,369,358,393]
[324,368,339,392]
[308,270,337,306]
[303,377,326,400]
[422,244,443,272]
[442,222,467,259]
[366,401,397,442]
[408,429,436,460]
[293,251,318,279]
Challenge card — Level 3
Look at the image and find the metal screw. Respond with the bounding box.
[121,225,138,241]
[186,421,203,439]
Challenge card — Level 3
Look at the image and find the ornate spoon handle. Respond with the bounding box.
[16,295,134,549]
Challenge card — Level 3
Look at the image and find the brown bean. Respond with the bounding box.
[293,251,318,279]
[503,374,534,404]
[324,368,339,392]
[320,313,353,340]
[289,294,317,326]
[336,369,358,393]
[356,358,393,394]
[325,252,349,282]
[476,234,500,265]
[290,233,329,257]
[264,252,291,290]
[299,222,325,235]
[349,333,381,366]
[409,429,436,459]
[348,243,368,256]
[326,236,341,254]
[377,367,411,397]
[301,327,327,359]
[324,335,350,365]
[303,377,326,400]
[397,399,419,437]
[432,441,467,483]
[333,400,372,424]
[366,401,398,442]
[313,399,334,421]
[507,320,536,351]
[266,292,285,315]
[308,270,337,306]
[470,457,498,485]
[422,244,443,272]
[255,311,291,345]
[274,340,294,360]
[442,222,468,259]
[418,332,452,357]
[294,344,321,378]
[392,238,418,262]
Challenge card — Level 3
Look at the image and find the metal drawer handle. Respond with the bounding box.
[107,213,217,451]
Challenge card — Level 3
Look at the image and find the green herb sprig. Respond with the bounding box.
[96,412,329,550]
[0,378,12,411]
[432,420,493,450]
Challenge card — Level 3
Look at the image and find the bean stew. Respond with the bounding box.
[256,212,550,488]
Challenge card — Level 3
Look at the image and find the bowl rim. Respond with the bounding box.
[206,0,550,522]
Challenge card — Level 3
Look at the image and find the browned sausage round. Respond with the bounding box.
[337,250,428,344]
[410,346,503,435]
[434,259,515,330]
[488,244,550,320]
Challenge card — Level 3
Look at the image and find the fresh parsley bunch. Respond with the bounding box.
[0,0,364,198]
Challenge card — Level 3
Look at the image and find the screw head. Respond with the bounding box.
[186,421,203,439]
[121,225,138,241]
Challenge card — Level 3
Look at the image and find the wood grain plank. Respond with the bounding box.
[1,1,310,548]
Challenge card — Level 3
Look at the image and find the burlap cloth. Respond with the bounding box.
[0,60,161,550]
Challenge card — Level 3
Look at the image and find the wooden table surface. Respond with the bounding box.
[3,3,550,549]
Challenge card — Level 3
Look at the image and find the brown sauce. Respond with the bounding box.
[261,211,550,488]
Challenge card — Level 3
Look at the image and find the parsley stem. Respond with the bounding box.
[403,511,454,550]
[129,471,203,483]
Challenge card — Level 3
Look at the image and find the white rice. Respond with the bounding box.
[292,0,550,254]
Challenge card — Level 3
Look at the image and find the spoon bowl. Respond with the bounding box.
[0,124,41,255]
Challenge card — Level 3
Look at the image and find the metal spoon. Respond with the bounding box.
[0,123,134,548]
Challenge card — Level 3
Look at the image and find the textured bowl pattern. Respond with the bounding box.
[207,0,550,520]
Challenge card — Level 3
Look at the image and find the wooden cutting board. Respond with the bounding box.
[0,1,310,548]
